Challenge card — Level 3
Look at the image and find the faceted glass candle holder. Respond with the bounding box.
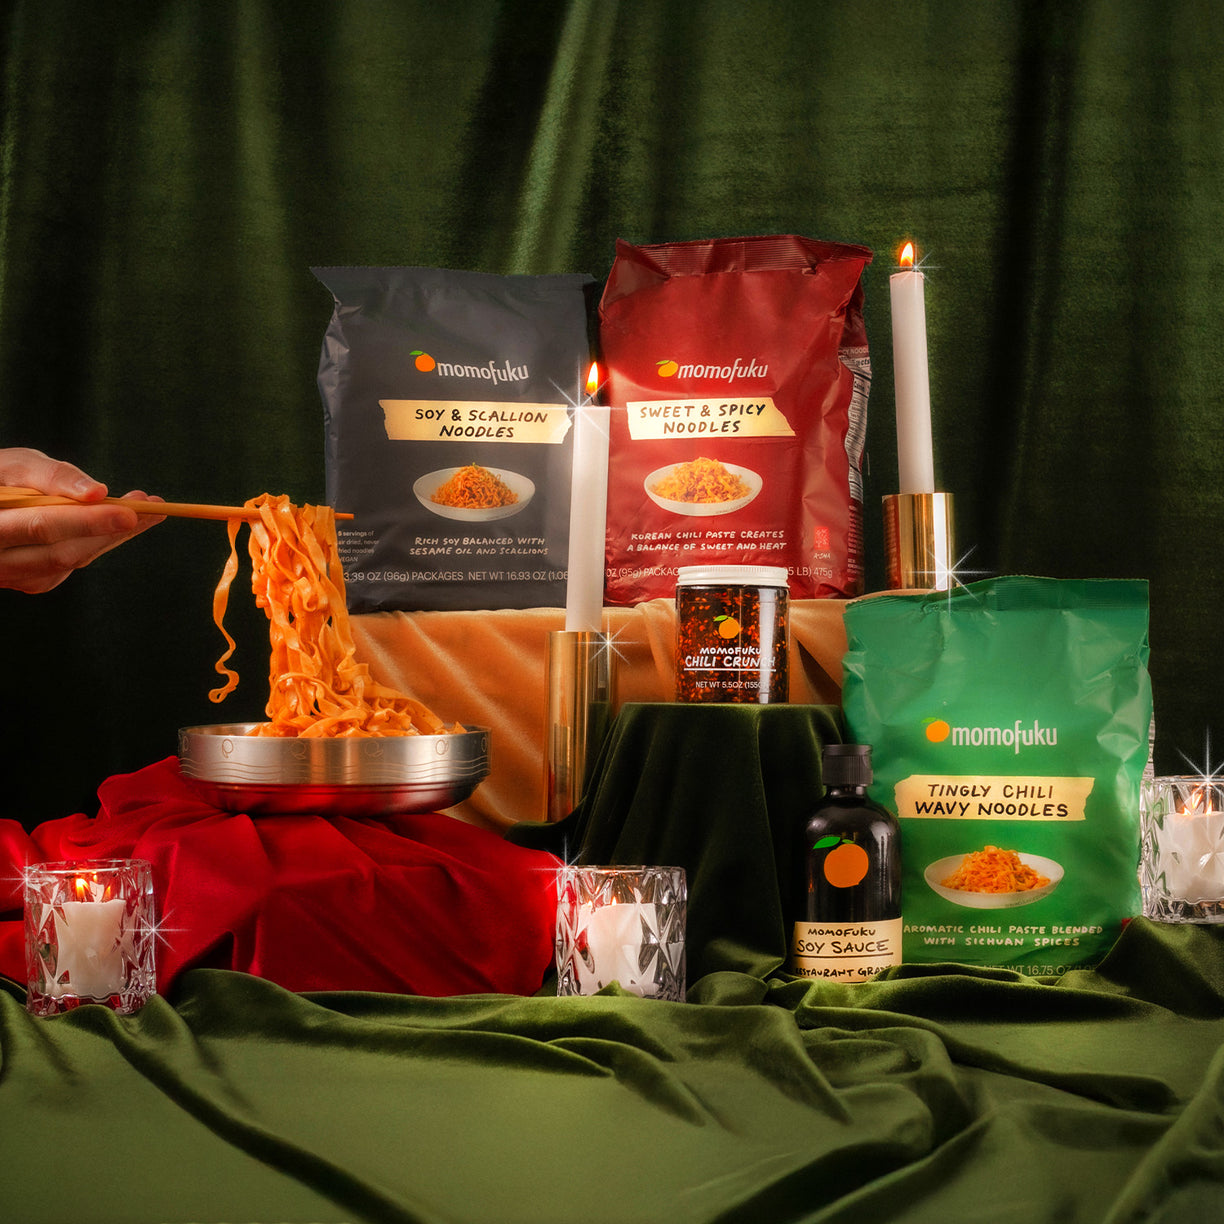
[555,865,686,1000]
[24,859,158,1015]
[1140,778,1224,923]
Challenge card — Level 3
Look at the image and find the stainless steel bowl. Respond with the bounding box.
[178,723,490,817]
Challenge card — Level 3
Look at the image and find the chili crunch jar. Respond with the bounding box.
[675,565,789,703]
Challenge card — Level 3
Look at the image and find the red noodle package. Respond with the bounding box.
[598,235,873,603]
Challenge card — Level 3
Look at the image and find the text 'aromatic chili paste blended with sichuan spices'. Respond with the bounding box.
[674,565,789,703]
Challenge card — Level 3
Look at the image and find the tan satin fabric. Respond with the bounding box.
[351,599,849,832]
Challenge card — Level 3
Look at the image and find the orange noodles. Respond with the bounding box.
[651,456,750,504]
[940,845,1050,894]
[209,494,458,737]
[431,463,518,510]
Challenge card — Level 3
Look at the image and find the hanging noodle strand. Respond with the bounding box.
[209,494,457,737]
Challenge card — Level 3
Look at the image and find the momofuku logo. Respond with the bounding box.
[655,355,769,380]
[411,349,529,383]
[925,717,1059,755]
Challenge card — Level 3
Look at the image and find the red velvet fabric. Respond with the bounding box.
[0,758,560,997]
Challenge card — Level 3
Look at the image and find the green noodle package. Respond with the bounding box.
[841,576,1151,974]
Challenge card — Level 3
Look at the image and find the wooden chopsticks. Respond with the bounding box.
[0,487,354,522]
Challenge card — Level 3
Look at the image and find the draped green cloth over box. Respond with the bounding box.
[511,703,846,983]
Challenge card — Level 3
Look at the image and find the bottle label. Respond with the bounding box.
[791,918,903,982]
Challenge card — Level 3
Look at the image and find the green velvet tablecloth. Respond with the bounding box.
[3,921,1224,1223]
[5,703,1222,1221]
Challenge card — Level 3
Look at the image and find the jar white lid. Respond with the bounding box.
[676,565,790,588]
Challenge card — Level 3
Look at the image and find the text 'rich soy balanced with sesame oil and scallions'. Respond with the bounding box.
[791,743,902,983]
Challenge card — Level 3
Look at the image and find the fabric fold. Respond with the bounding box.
[0,757,559,998]
[6,924,1224,1223]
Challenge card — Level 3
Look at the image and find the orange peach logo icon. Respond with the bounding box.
[814,836,870,888]
[657,358,679,378]
[925,719,951,743]
[411,350,436,372]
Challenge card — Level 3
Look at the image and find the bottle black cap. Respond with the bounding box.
[822,742,873,788]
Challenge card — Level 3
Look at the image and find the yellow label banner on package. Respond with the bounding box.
[380,400,571,444]
[894,775,1096,821]
[625,397,795,441]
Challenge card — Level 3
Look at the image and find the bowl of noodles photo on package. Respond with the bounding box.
[414,464,534,522]
[924,846,1064,909]
[644,457,762,517]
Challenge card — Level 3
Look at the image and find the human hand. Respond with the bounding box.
[0,447,164,593]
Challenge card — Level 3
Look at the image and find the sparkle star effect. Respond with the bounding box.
[936,543,993,611]
[11,861,184,954]
[550,361,607,417]
[1177,728,1224,792]
[144,906,186,955]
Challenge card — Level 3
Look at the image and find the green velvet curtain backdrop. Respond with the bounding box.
[2,1,1222,822]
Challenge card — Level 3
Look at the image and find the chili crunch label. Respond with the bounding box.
[674,570,788,703]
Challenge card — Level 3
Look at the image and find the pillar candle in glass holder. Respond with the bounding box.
[580,898,649,992]
[54,889,126,999]
[555,865,686,1000]
[1140,778,1224,923]
[24,858,158,1015]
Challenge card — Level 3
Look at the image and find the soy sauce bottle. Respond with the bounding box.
[790,743,902,983]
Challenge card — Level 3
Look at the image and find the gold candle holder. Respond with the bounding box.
[882,492,956,590]
[545,630,615,823]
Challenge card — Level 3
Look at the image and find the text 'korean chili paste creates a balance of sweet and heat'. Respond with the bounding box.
[791,742,903,983]
[674,565,789,703]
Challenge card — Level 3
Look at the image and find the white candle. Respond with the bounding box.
[1163,809,1224,902]
[581,900,653,995]
[52,897,126,999]
[564,363,610,633]
[890,242,936,495]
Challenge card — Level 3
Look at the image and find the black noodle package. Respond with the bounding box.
[313,266,596,612]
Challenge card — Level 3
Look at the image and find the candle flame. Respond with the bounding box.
[71,872,113,902]
[585,362,600,398]
[899,241,916,269]
[1186,785,1220,815]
